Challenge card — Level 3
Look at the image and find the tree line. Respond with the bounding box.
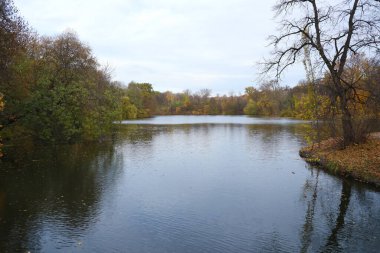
[119,81,323,119]
[119,57,380,125]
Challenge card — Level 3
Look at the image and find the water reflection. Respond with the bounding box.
[0,117,379,252]
[299,165,380,253]
[300,170,320,253]
[322,180,352,252]
[299,169,352,253]
[0,141,123,252]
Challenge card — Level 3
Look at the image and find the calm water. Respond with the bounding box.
[0,116,379,253]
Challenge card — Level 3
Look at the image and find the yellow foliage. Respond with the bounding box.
[0,93,4,111]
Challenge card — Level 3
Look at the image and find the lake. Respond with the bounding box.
[0,115,379,252]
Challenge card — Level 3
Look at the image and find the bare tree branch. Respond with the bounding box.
[263,0,380,145]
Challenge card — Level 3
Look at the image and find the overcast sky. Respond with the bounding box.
[14,0,305,95]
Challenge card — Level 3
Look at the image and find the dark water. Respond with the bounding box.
[0,116,379,253]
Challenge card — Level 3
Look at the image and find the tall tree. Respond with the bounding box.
[0,0,28,77]
[265,0,380,145]
[0,0,30,128]
[24,32,122,142]
[126,82,156,117]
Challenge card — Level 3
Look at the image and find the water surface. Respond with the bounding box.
[1,116,379,252]
[121,115,307,125]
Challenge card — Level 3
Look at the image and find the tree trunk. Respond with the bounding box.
[331,75,355,146]
[340,93,355,146]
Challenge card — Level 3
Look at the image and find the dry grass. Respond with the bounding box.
[300,133,380,188]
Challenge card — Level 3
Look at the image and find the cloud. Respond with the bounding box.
[14,0,306,94]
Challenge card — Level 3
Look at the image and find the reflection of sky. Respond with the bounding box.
[122,115,309,125]
[14,0,306,95]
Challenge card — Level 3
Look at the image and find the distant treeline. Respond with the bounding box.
[120,81,320,119]
[121,54,380,133]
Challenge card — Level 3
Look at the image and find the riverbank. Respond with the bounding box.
[299,133,380,188]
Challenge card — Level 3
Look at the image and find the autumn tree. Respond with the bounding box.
[0,0,30,130]
[0,2,123,145]
[265,0,380,145]
[244,99,258,115]
[126,82,156,117]
[0,0,29,81]
[23,32,123,142]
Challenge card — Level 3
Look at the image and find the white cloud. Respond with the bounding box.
[14,0,306,94]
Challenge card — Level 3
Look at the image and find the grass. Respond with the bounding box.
[299,133,380,188]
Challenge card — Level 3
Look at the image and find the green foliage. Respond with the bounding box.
[0,19,124,144]
[25,82,87,142]
[20,32,122,142]
[293,94,314,120]
[121,96,138,119]
[124,82,156,118]
[243,99,258,115]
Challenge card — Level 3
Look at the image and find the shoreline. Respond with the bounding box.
[299,134,380,188]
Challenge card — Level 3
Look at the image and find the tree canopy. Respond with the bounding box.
[0,0,124,144]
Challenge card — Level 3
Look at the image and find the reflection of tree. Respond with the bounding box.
[300,170,320,253]
[0,124,170,252]
[247,123,312,143]
[247,124,285,156]
[320,180,352,253]
[116,124,156,143]
[299,169,355,253]
[246,124,310,159]
[0,140,122,252]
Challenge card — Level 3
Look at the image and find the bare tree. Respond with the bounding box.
[265,0,380,146]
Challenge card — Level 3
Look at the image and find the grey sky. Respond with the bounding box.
[14,0,305,95]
